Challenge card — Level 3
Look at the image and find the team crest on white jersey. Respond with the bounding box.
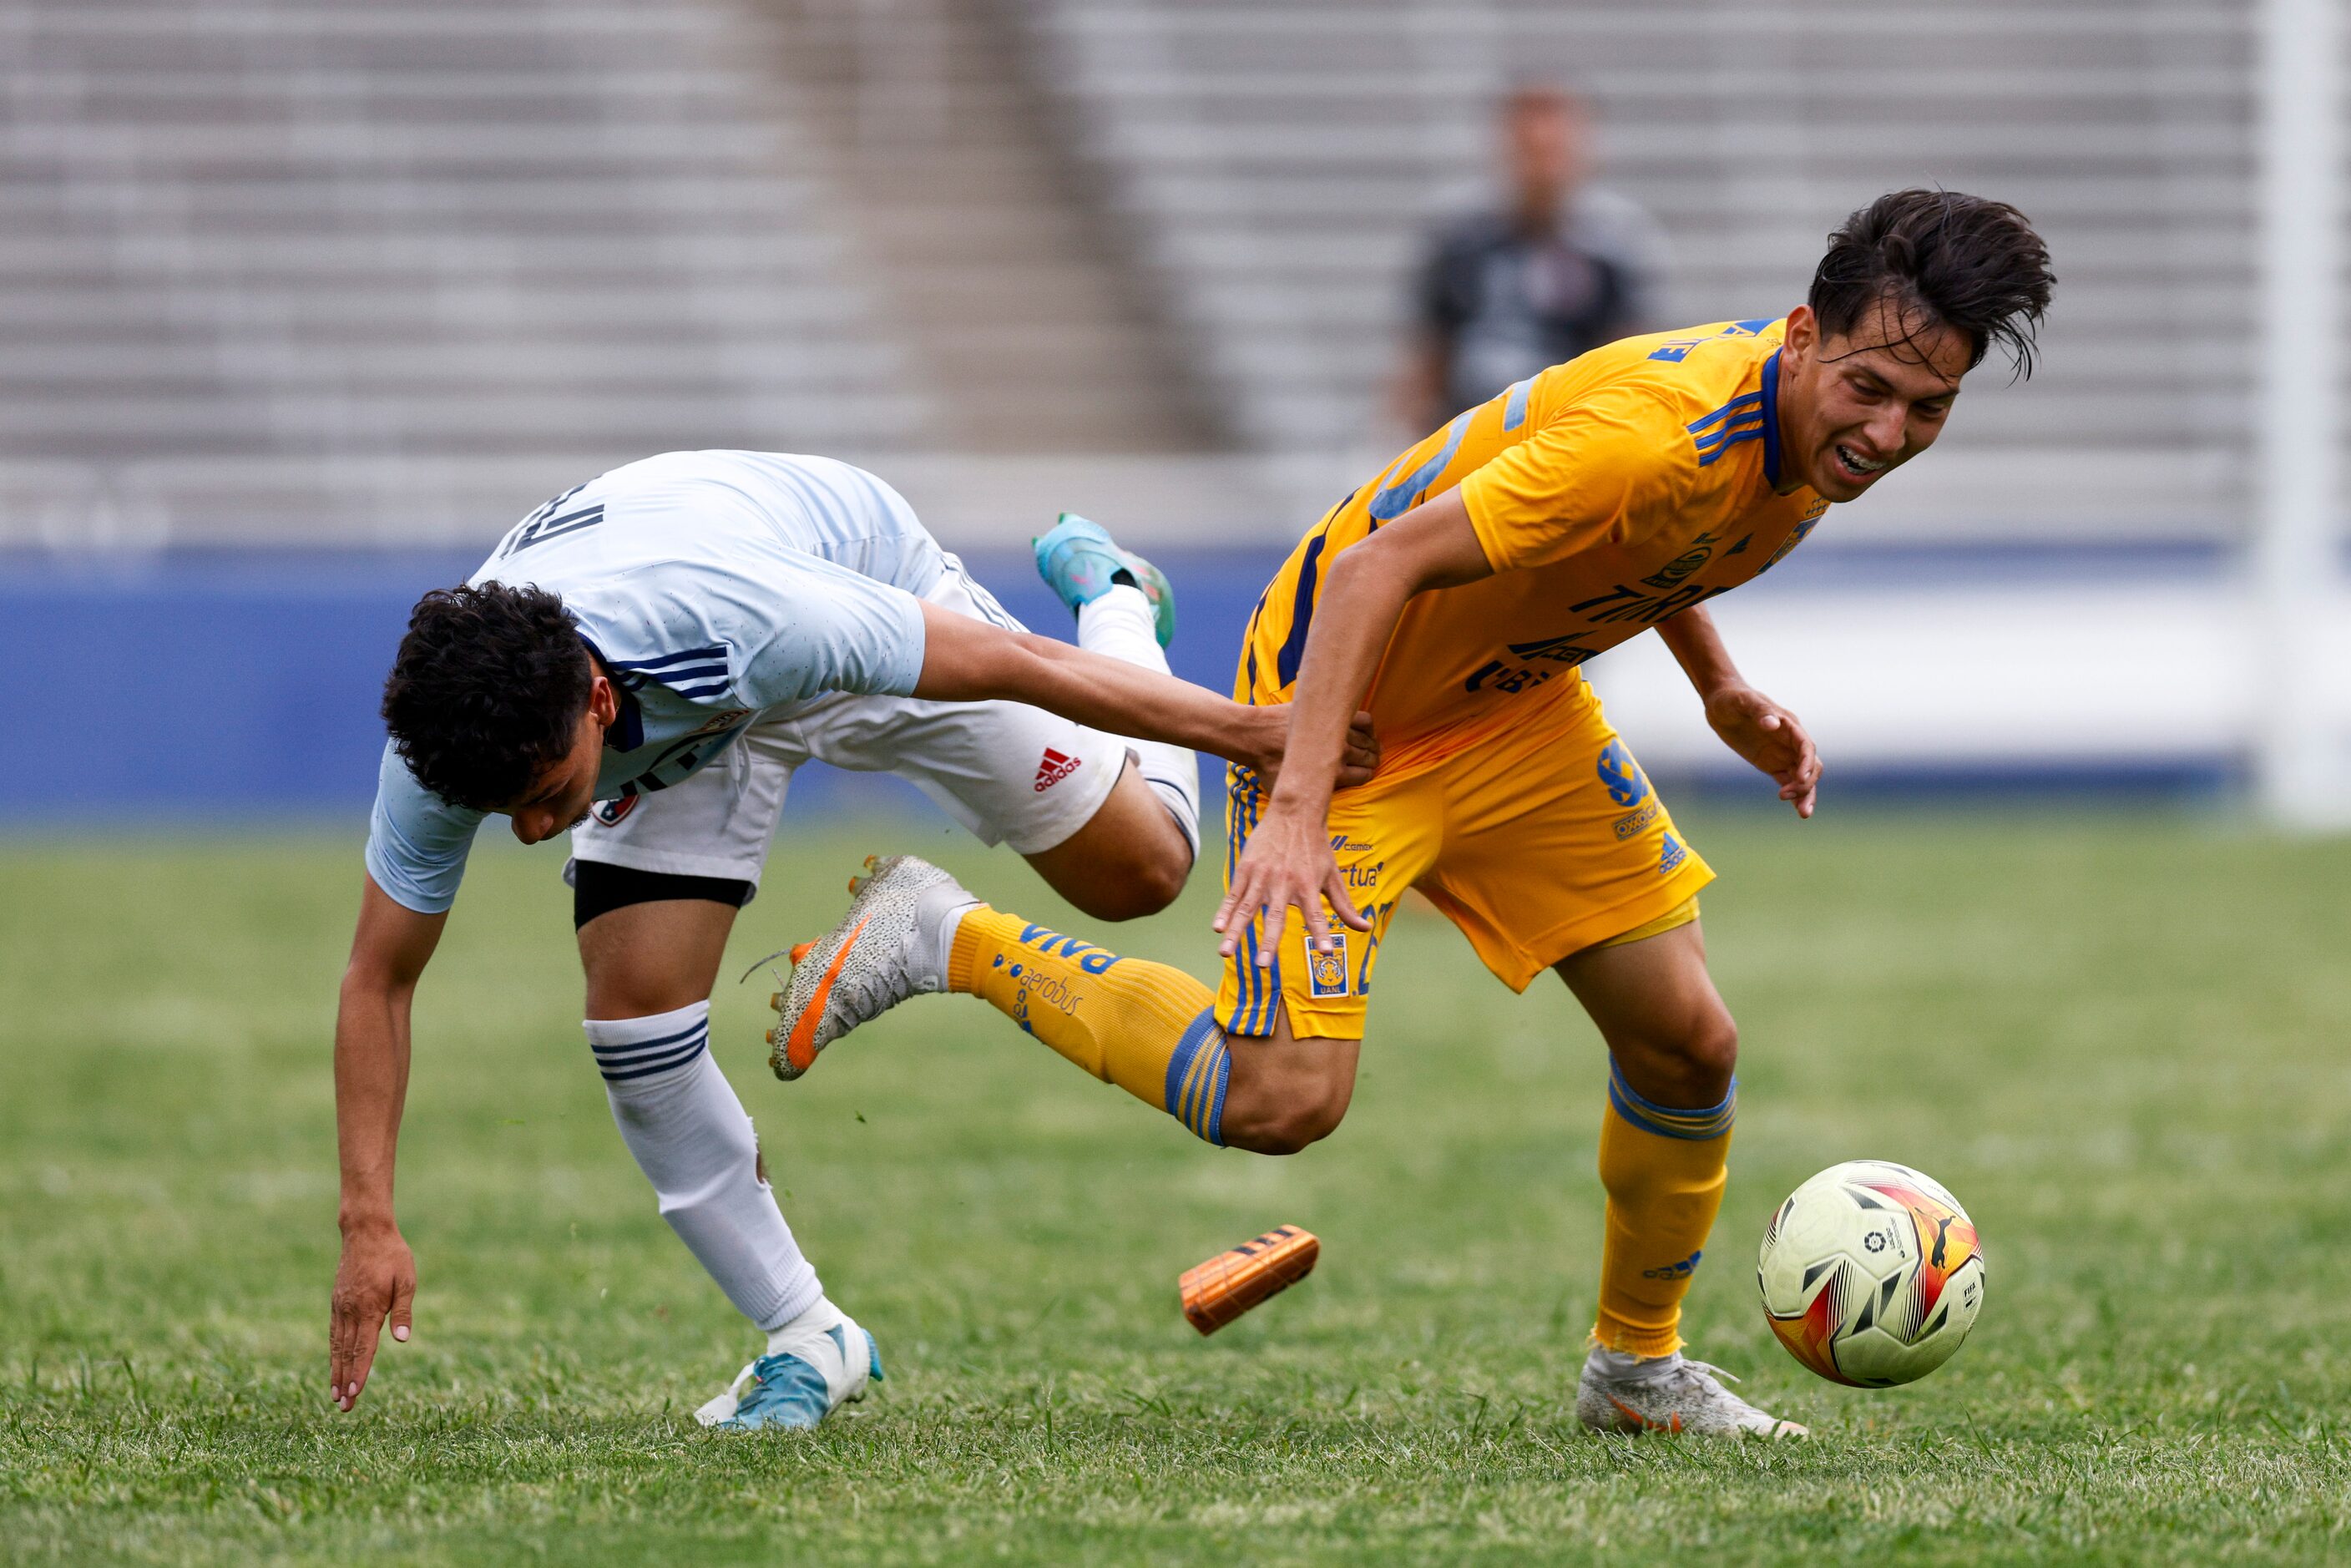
[589,795,639,828]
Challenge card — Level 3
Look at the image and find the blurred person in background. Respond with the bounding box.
[1395,83,1671,432]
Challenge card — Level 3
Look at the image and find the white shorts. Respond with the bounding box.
[566,560,1129,897]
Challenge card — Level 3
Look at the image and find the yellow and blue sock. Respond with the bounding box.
[1593,1061,1735,1357]
[946,905,1229,1144]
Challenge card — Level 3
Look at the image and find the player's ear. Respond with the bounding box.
[588,674,619,729]
[1782,304,1818,363]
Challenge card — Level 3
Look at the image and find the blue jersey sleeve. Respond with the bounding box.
[727,551,928,708]
[362,741,486,913]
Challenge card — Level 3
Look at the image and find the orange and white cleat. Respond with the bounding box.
[746,854,976,1081]
[1575,1350,1809,1439]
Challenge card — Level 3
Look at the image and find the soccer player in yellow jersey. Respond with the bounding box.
[771,190,2055,1437]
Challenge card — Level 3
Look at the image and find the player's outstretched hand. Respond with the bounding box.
[1214,799,1373,965]
[329,1220,417,1412]
[1703,684,1823,817]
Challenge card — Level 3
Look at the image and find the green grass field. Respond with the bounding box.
[4,808,2349,1564]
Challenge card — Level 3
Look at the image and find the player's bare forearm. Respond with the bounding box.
[334,986,409,1232]
[913,601,1317,780]
[1657,605,1824,818]
[1268,550,1415,819]
[1656,604,1745,700]
[336,881,441,1225]
[330,878,442,1409]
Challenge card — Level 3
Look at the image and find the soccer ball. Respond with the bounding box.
[1757,1159,1984,1387]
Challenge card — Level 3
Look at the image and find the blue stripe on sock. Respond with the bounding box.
[1201,1040,1230,1146]
[599,1036,710,1082]
[591,1027,710,1065]
[1606,1060,1735,1141]
[589,1019,705,1057]
[1164,1007,1221,1122]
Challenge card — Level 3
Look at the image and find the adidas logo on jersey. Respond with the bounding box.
[1033,747,1081,792]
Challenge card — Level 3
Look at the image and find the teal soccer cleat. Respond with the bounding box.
[696,1313,884,1432]
[1032,513,1176,648]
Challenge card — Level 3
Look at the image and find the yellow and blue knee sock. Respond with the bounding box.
[946,905,1229,1144]
[1593,1061,1735,1357]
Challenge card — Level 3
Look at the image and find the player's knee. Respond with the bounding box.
[587,975,690,1021]
[1681,1009,1739,1083]
[583,944,716,1021]
[1613,1009,1738,1107]
[1221,1080,1350,1156]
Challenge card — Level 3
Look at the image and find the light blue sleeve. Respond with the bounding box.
[729,551,929,708]
[362,741,487,913]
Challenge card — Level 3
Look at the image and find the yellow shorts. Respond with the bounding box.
[1216,680,1715,1039]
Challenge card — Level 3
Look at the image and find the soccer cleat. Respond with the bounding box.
[1033,512,1176,648]
[1575,1351,1810,1439]
[750,854,974,1080]
[696,1313,885,1432]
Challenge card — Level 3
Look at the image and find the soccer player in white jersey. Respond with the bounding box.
[329,450,1373,1429]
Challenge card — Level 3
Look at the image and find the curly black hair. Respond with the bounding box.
[382,582,594,810]
[1809,189,2055,379]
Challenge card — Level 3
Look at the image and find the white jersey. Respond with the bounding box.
[366,452,957,913]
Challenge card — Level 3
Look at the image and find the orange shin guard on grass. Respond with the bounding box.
[1592,1062,1734,1357]
[946,905,1229,1144]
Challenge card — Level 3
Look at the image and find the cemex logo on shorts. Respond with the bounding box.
[1033,747,1081,792]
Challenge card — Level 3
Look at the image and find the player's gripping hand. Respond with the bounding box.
[1245,707,1381,796]
[1215,797,1373,965]
[1703,683,1823,817]
[329,1219,417,1412]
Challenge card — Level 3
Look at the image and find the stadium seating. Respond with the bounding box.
[1019,0,2262,535]
[0,0,931,543]
[0,0,2280,545]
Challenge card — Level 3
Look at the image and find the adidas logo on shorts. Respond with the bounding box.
[1033,747,1081,792]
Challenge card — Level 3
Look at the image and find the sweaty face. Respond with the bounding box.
[1774,296,1974,503]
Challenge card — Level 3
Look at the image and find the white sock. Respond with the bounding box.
[1590,1344,1683,1381]
[1076,584,1201,858]
[766,1293,846,1355]
[585,1002,823,1333]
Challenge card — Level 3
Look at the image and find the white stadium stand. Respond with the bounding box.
[0,0,933,544]
[1019,0,2273,540]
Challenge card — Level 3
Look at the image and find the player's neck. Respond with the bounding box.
[1770,371,1806,496]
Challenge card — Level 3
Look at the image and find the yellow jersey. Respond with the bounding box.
[1236,318,1832,779]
